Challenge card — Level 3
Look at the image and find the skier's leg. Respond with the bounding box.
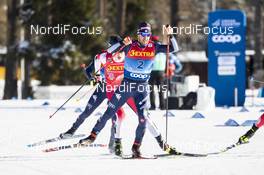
[108,114,117,153]
[114,108,125,139]
[108,108,125,154]
[131,87,149,157]
[60,83,107,138]
[256,113,264,128]
[73,84,107,128]
[113,108,125,156]
[238,113,264,144]
[79,81,131,144]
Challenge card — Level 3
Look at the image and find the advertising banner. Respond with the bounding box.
[208,10,246,106]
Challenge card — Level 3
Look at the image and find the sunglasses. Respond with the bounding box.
[139,33,151,37]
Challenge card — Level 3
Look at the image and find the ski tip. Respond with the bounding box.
[155,153,207,158]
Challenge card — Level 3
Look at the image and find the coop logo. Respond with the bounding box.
[212,34,241,44]
[130,73,148,79]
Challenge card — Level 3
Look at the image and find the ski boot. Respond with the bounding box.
[238,124,258,144]
[165,146,180,155]
[131,143,141,158]
[79,132,96,145]
[59,127,76,139]
[114,138,123,156]
[155,135,180,155]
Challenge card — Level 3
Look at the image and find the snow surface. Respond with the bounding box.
[1,98,264,175]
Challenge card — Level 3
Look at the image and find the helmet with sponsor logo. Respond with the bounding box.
[137,22,151,35]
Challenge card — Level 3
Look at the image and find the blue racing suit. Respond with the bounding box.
[91,36,179,145]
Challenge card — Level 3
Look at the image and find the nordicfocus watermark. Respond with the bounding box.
[96,82,167,94]
[163,24,234,35]
[30,24,103,35]
[162,24,242,44]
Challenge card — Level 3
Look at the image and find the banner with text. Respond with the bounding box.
[208,10,246,106]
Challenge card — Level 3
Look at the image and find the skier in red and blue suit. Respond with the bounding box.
[58,36,125,152]
[59,35,176,156]
[79,22,179,157]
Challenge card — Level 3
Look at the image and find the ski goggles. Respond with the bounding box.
[139,32,151,37]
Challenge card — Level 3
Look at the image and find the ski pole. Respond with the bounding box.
[165,25,170,143]
[49,79,89,119]
[75,84,97,102]
[50,64,98,118]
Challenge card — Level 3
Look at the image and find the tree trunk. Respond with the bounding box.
[3,0,18,99]
[253,0,263,71]
[170,0,179,27]
[97,0,106,19]
[21,0,32,99]
[115,0,126,35]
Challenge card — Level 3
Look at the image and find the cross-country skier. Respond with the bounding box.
[60,35,177,156]
[237,113,264,144]
[59,36,125,153]
[79,22,179,157]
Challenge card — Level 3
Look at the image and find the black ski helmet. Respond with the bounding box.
[137,22,151,34]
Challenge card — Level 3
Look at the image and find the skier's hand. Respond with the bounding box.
[81,63,94,80]
[93,74,102,83]
[123,36,132,46]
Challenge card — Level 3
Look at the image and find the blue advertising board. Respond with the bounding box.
[208,10,246,106]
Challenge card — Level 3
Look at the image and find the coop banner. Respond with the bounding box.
[208,10,246,106]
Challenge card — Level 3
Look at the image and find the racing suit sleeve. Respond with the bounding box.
[155,36,180,54]
[106,41,131,55]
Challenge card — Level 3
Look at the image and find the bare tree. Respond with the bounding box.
[253,0,263,71]
[3,0,18,99]
[21,0,33,99]
[97,0,106,19]
[116,0,126,35]
[170,0,179,27]
[0,0,7,46]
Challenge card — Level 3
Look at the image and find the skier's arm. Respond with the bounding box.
[82,61,95,80]
[155,36,179,54]
[107,42,122,53]
[155,25,179,54]
[94,52,107,73]
[106,36,132,55]
[82,52,107,80]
